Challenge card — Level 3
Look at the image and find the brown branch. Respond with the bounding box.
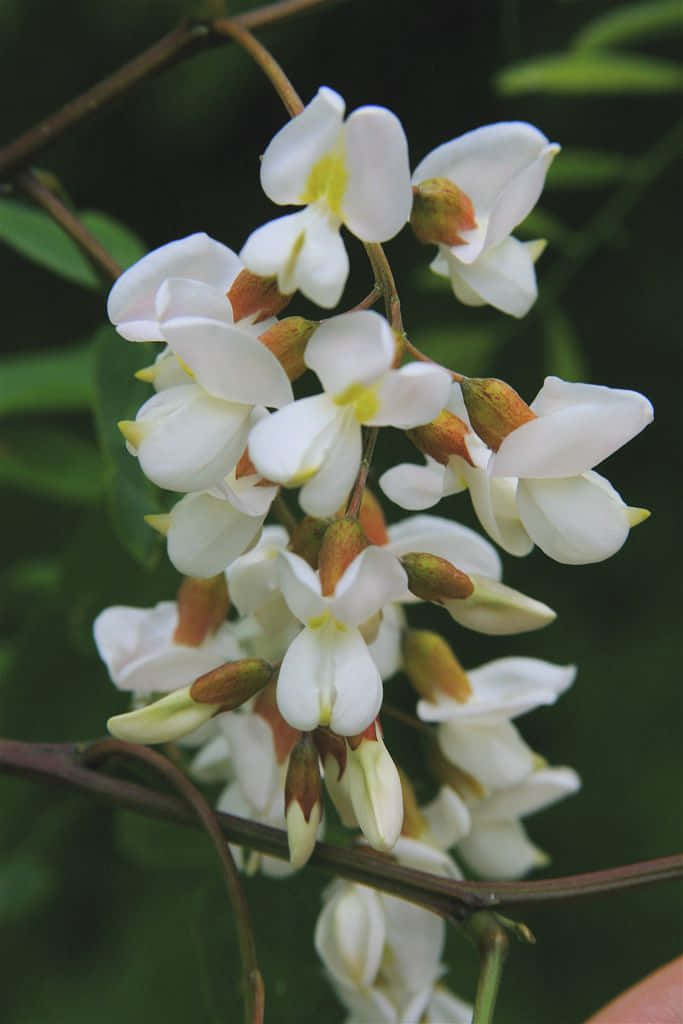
[1,738,681,921]
[83,738,263,1024]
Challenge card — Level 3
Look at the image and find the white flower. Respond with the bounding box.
[457,766,581,879]
[93,601,243,695]
[346,723,403,851]
[241,87,412,307]
[249,310,452,516]
[119,279,293,493]
[413,123,559,317]
[276,547,408,734]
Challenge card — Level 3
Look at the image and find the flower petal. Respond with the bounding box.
[369,363,452,428]
[368,602,405,680]
[292,207,350,308]
[380,892,445,993]
[461,462,534,556]
[260,86,345,205]
[491,376,654,478]
[166,491,265,578]
[218,712,279,813]
[446,575,555,635]
[476,766,581,822]
[387,514,502,580]
[314,882,385,989]
[516,472,632,564]
[277,550,324,623]
[107,233,242,340]
[332,547,408,627]
[448,237,540,318]
[458,819,547,879]
[299,413,362,517]
[328,628,384,735]
[248,393,341,485]
[438,719,535,789]
[421,786,472,849]
[379,460,446,511]
[305,310,394,394]
[226,526,289,616]
[342,106,412,241]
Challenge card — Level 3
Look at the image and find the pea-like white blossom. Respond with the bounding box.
[248,311,452,516]
[276,547,408,734]
[93,601,243,695]
[413,123,559,317]
[119,279,293,493]
[241,87,412,307]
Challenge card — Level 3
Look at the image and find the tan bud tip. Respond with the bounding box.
[287,516,332,569]
[401,552,474,603]
[357,489,389,546]
[627,506,650,527]
[117,419,147,449]
[460,377,536,451]
[227,268,293,323]
[173,574,230,646]
[406,409,473,466]
[144,513,171,537]
[528,238,547,263]
[134,364,158,383]
[318,518,368,596]
[259,316,318,381]
[402,629,472,702]
[411,177,478,247]
[190,658,273,707]
[398,768,426,839]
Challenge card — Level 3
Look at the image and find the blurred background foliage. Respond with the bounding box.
[0,0,681,1021]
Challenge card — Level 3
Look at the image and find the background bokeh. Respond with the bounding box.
[0,1,681,1021]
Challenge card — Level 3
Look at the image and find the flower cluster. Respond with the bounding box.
[94,84,653,1021]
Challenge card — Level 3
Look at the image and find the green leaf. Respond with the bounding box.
[411,324,509,377]
[0,422,105,503]
[0,199,146,288]
[0,343,94,417]
[573,1,683,51]
[494,52,683,95]
[543,308,589,381]
[546,148,632,189]
[91,324,163,569]
[115,811,216,870]
[516,208,576,251]
[0,854,57,924]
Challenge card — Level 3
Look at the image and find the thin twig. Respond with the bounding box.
[212,18,304,117]
[467,912,509,1024]
[381,703,434,738]
[82,738,263,1024]
[16,170,122,282]
[348,285,382,313]
[345,427,378,519]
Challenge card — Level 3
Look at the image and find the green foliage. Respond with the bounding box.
[0,343,93,417]
[494,51,683,95]
[91,325,163,569]
[517,209,576,252]
[0,199,145,288]
[0,855,58,925]
[545,149,632,190]
[412,324,509,377]
[573,1,683,51]
[0,421,104,502]
[543,308,589,381]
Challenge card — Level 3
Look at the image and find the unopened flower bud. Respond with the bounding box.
[402,629,472,702]
[253,677,301,763]
[398,769,427,839]
[314,728,357,827]
[407,410,473,466]
[446,576,556,635]
[411,177,477,246]
[460,377,536,452]
[318,518,369,596]
[285,733,323,869]
[357,489,389,546]
[427,740,486,801]
[173,575,230,646]
[401,552,474,603]
[227,268,292,323]
[259,317,318,381]
[107,685,219,744]
[346,721,403,851]
[288,516,331,569]
[189,658,273,707]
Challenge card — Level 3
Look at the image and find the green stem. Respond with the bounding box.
[345,427,378,518]
[467,912,509,1024]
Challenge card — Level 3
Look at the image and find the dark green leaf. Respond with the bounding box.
[573,1,683,51]
[543,308,589,381]
[91,324,163,569]
[0,422,105,502]
[0,855,57,924]
[546,149,632,189]
[80,210,147,270]
[115,811,216,870]
[411,324,509,377]
[495,52,683,95]
[0,343,94,417]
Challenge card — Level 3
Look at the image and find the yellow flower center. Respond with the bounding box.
[300,149,348,217]
[334,382,379,423]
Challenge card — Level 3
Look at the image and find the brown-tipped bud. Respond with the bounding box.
[285,733,323,869]
[402,629,472,703]
[347,718,382,751]
[427,740,486,801]
[227,268,292,323]
[313,727,347,776]
[407,409,473,467]
[253,678,301,763]
[358,489,389,546]
[258,316,318,381]
[411,177,477,246]
[398,769,426,839]
[318,518,369,597]
[173,575,230,646]
[460,377,536,452]
[288,516,332,569]
[190,658,273,707]
[401,553,474,604]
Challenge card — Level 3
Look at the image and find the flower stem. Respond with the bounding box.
[345,427,378,519]
[82,738,264,1024]
[212,18,304,117]
[467,912,509,1024]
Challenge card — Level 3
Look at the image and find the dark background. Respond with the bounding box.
[0,1,681,1021]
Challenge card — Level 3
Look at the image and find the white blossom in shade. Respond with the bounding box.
[93,601,243,696]
[367,602,405,680]
[413,123,559,317]
[248,311,452,516]
[457,766,581,879]
[119,280,293,493]
[275,547,408,734]
[346,725,403,851]
[241,87,412,307]
[163,465,278,578]
[423,987,473,1024]
[107,232,244,342]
